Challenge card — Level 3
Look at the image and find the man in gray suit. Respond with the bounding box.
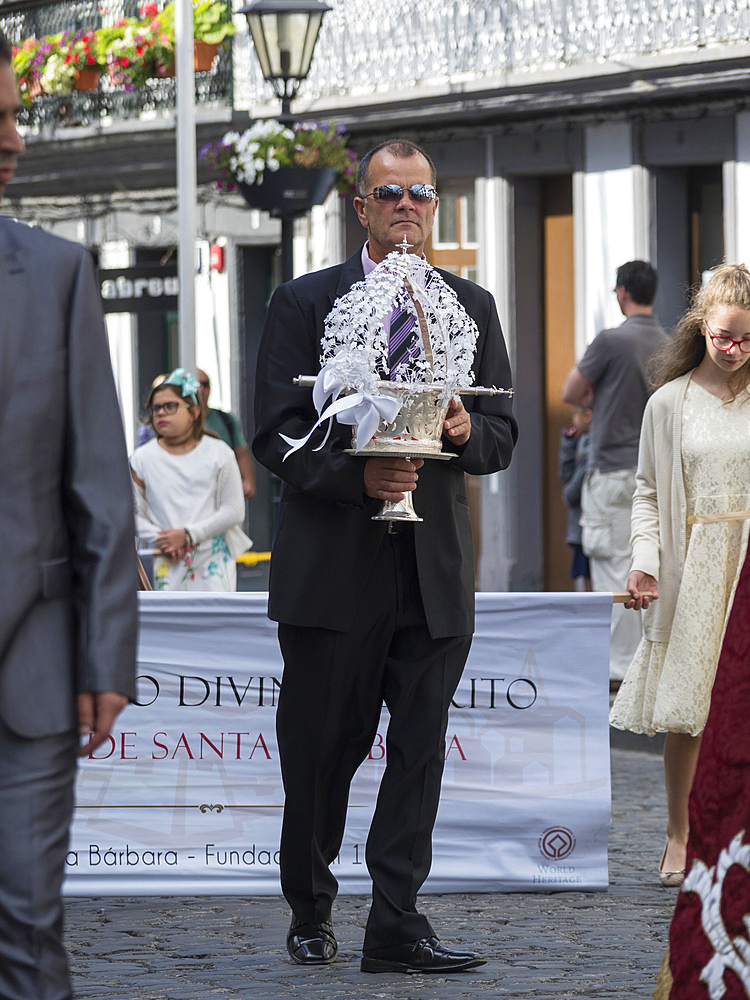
[0,31,137,999]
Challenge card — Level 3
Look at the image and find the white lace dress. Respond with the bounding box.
[610,381,750,736]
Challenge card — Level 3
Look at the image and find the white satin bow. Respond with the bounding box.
[280,363,402,461]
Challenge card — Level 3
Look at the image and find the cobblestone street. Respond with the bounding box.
[65,740,674,999]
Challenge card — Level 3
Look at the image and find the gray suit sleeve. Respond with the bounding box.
[64,248,137,699]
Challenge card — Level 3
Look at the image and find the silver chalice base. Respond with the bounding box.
[346,387,454,523]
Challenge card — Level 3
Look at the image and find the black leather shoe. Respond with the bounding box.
[360,936,485,973]
[286,920,337,965]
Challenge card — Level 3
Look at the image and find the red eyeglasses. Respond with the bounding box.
[705,322,750,354]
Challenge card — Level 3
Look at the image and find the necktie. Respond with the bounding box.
[388,293,421,379]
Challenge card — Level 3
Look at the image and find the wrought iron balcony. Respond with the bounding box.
[0,0,233,131]
[2,0,748,134]
[233,0,750,111]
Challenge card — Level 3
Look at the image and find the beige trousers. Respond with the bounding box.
[581,467,643,680]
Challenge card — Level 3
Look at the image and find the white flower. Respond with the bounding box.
[40,53,75,94]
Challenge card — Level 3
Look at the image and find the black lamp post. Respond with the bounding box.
[238,0,332,281]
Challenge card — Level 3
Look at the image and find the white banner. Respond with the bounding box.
[63,591,612,895]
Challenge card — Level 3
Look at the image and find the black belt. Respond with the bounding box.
[386,520,414,535]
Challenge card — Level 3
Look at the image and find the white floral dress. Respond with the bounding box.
[610,381,750,736]
[131,436,250,592]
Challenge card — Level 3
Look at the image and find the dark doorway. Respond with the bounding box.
[654,164,724,333]
[240,243,278,554]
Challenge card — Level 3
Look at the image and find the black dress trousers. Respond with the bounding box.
[276,526,471,950]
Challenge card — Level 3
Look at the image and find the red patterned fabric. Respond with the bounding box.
[668,544,750,998]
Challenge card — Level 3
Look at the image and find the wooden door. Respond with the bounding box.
[542,177,576,591]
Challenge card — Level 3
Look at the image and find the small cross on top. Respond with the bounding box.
[396,236,413,254]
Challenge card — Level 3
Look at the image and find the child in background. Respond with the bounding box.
[130,368,251,591]
[559,405,593,591]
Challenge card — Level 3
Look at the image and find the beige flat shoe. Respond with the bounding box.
[658,843,685,888]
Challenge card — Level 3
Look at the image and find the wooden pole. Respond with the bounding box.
[137,555,153,591]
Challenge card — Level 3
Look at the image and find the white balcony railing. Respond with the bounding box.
[233,0,750,112]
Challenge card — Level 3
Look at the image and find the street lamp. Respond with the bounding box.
[238,0,332,280]
[239,0,331,123]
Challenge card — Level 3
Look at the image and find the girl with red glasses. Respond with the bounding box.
[610,263,750,887]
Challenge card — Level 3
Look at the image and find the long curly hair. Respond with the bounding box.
[649,263,750,399]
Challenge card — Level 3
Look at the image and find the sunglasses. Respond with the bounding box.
[362,184,437,203]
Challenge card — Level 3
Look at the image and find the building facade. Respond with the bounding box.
[3,0,749,583]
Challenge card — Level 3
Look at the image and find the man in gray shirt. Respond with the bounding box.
[562,261,667,682]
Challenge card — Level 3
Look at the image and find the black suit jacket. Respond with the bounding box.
[253,249,517,639]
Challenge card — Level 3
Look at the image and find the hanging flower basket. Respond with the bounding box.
[237,166,338,217]
[201,121,359,201]
[193,39,219,71]
[73,67,100,91]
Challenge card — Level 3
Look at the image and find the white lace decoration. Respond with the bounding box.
[281,251,479,460]
[320,251,478,395]
[682,830,750,998]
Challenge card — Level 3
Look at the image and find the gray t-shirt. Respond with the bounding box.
[577,314,668,473]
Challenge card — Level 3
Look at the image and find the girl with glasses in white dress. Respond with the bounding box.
[130,369,251,591]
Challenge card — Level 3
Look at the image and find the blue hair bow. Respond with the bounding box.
[162,368,200,405]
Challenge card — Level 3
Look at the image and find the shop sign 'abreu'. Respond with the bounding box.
[99,265,179,314]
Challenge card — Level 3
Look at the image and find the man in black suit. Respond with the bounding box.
[0,32,136,999]
[253,139,516,974]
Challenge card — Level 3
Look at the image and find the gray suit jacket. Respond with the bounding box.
[0,217,137,738]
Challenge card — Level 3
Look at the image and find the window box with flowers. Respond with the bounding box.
[12,33,87,100]
[37,33,81,96]
[100,18,161,90]
[11,1,236,102]
[60,29,107,91]
[11,37,44,104]
[201,120,359,216]
[14,31,104,98]
[144,1,236,76]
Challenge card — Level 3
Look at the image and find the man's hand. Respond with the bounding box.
[235,447,257,500]
[443,397,472,446]
[624,571,659,611]
[242,477,256,500]
[77,692,129,756]
[364,456,424,501]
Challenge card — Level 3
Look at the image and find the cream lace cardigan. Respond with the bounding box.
[629,373,691,643]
